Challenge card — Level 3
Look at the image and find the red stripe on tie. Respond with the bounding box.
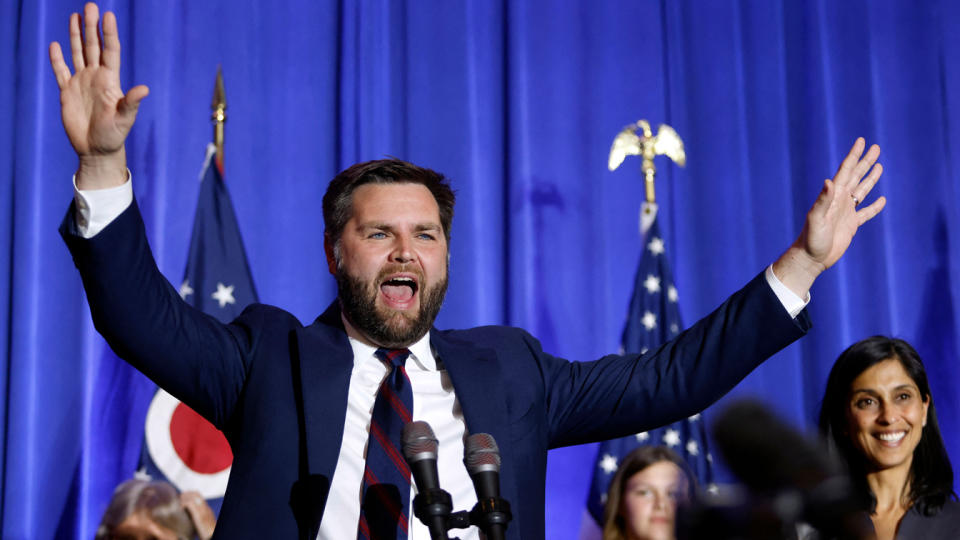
[361,470,410,532]
[358,516,371,539]
[370,421,412,477]
[381,380,412,423]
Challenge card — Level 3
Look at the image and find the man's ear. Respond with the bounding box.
[324,235,338,275]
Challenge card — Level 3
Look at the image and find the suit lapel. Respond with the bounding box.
[291,302,354,536]
[432,332,520,535]
[295,302,354,476]
[431,332,510,456]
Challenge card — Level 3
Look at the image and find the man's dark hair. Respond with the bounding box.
[322,158,456,246]
[818,335,956,516]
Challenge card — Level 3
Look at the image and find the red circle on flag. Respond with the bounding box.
[169,402,233,474]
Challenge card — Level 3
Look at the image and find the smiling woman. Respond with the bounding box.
[818,337,960,540]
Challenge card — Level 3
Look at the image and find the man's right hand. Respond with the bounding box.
[49,2,148,190]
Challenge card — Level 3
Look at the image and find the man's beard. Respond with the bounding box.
[335,264,448,348]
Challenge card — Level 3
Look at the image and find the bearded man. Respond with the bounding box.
[51,4,885,540]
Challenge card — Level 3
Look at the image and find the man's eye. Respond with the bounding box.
[417,233,436,240]
[368,232,386,239]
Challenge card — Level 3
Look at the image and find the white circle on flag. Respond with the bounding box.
[145,389,231,499]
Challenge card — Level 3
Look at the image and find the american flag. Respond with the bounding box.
[137,144,258,513]
[585,203,714,526]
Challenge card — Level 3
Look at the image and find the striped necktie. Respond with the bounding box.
[358,348,414,540]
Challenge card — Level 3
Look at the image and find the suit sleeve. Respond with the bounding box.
[60,199,254,430]
[539,271,811,448]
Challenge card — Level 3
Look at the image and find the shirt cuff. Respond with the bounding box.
[765,264,810,319]
[73,172,134,239]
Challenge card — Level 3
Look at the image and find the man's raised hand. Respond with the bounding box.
[773,137,886,298]
[49,2,148,189]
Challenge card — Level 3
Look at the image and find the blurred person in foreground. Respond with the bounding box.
[602,446,694,540]
[819,336,960,539]
[95,478,217,540]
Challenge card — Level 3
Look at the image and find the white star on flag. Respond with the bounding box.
[667,285,678,303]
[643,274,661,294]
[669,323,679,334]
[688,413,700,421]
[647,237,665,256]
[641,311,657,330]
[599,454,619,474]
[686,440,699,456]
[635,431,650,442]
[179,279,194,300]
[211,282,236,308]
[663,429,681,447]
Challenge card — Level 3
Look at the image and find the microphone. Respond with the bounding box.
[402,421,452,540]
[464,434,511,540]
[702,400,870,540]
[712,400,833,495]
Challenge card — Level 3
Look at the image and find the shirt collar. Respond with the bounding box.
[340,312,437,371]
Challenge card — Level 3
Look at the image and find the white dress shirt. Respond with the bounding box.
[321,318,479,539]
[74,177,807,540]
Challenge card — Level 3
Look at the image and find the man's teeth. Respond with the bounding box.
[878,432,906,442]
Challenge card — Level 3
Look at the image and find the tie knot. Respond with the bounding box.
[375,348,411,369]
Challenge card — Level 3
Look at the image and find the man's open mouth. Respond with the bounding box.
[380,276,419,303]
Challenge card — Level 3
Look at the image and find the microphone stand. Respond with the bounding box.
[469,497,512,540]
[421,496,512,540]
[412,488,455,540]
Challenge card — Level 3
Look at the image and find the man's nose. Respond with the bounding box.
[391,235,415,263]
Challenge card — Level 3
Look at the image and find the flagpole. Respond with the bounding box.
[586,121,714,529]
[212,66,226,170]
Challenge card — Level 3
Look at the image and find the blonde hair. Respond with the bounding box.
[94,479,197,539]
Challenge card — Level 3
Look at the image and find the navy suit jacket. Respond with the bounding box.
[62,201,810,539]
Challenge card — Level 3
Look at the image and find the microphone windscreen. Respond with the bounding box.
[712,400,833,493]
[402,421,438,462]
[464,433,501,474]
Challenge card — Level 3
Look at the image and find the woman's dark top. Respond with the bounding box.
[890,499,960,539]
[798,500,960,540]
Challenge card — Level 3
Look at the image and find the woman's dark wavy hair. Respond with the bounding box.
[818,335,955,516]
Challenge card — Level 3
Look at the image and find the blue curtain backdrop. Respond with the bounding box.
[2,1,959,538]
